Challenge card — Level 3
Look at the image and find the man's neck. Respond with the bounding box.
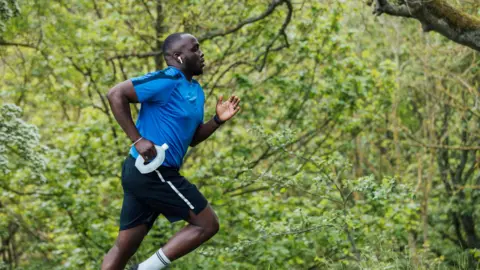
[182,70,193,82]
[169,64,193,82]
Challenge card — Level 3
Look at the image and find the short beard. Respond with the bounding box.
[190,66,203,76]
[193,69,203,76]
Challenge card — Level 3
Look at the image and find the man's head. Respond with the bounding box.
[163,33,205,76]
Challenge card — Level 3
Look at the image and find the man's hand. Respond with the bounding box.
[216,95,241,122]
[190,95,241,147]
[135,139,157,162]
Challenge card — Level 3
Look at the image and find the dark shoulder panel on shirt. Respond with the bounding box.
[132,67,182,87]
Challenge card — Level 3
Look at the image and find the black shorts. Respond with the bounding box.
[119,156,208,231]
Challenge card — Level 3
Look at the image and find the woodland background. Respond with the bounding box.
[1,0,480,269]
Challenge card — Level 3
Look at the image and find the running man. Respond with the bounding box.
[102,32,241,270]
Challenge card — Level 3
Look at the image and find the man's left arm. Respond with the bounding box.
[190,95,240,147]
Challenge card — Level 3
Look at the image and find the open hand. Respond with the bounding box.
[216,95,241,122]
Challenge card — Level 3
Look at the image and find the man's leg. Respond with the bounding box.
[102,224,148,270]
[136,204,219,269]
[162,204,219,260]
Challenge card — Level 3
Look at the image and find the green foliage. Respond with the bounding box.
[0,0,19,32]
[1,0,479,269]
[0,103,45,182]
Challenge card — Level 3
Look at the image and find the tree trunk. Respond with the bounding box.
[155,0,165,70]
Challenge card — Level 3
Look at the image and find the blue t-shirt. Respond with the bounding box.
[129,66,205,168]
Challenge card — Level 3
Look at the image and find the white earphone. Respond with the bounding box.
[178,57,183,64]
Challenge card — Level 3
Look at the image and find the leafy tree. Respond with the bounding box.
[0,0,479,269]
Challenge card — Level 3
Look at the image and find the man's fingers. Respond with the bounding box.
[230,96,240,110]
[217,95,223,106]
[146,148,154,161]
[138,149,149,161]
[138,140,157,161]
[140,150,149,161]
[233,97,240,107]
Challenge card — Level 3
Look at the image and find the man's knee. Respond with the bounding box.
[205,217,219,237]
[189,206,220,237]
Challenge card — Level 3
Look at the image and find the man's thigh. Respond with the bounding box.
[186,204,219,228]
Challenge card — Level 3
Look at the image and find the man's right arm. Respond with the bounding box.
[107,80,140,142]
[107,80,157,160]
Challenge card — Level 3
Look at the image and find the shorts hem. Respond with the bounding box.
[119,220,155,231]
[165,201,208,223]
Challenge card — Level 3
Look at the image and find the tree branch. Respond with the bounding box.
[374,0,415,18]
[0,41,37,49]
[230,186,270,197]
[403,141,480,151]
[0,183,57,197]
[255,0,292,71]
[92,0,102,18]
[198,0,286,42]
[108,0,291,60]
[372,0,480,52]
[107,50,164,61]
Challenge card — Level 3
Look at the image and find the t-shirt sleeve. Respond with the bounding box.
[130,71,178,104]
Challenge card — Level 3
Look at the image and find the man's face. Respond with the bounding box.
[179,35,205,75]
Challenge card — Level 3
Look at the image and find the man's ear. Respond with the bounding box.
[173,52,183,64]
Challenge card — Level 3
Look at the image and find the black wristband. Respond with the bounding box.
[213,115,225,125]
